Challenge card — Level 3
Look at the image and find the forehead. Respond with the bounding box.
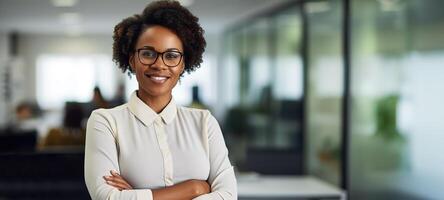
[136,25,183,51]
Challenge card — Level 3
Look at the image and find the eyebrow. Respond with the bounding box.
[141,46,181,52]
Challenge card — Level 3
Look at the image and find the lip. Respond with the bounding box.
[145,74,170,84]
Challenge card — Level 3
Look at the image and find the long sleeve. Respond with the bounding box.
[193,113,237,200]
[84,110,153,200]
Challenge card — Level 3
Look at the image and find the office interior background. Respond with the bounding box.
[0,0,443,199]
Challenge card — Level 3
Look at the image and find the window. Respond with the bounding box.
[36,54,117,110]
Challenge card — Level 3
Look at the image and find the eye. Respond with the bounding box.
[140,50,157,58]
[164,52,181,60]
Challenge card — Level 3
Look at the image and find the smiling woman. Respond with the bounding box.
[83,1,237,200]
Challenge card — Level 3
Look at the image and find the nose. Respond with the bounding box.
[149,54,168,70]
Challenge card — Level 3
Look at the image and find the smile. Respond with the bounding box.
[145,74,169,84]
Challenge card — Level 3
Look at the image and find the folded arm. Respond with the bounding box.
[105,170,210,200]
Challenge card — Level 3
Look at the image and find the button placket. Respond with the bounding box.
[154,116,174,186]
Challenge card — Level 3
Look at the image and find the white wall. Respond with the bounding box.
[0,33,10,126]
[0,33,8,61]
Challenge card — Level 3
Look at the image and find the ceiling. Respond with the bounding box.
[0,0,290,35]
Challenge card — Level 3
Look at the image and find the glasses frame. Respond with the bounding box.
[136,48,183,67]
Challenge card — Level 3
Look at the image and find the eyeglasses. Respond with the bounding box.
[136,48,183,67]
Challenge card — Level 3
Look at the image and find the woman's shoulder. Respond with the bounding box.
[176,106,220,126]
[89,103,129,121]
[177,106,211,117]
[87,104,130,135]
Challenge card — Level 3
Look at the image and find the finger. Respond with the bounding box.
[104,175,127,184]
[106,180,124,188]
[106,180,131,190]
[108,170,133,188]
[110,170,122,177]
[109,171,131,187]
[105,174,133,189]
[113,178,133,189]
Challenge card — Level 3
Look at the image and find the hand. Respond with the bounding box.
[151,179,210,199]
[188,180,210,196]
[103,170,133,191]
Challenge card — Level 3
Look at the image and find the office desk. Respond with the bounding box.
[237,175,346,200]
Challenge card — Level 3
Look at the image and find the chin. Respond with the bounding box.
[140,87,171,98]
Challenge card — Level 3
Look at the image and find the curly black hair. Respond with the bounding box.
[112,0,206,76]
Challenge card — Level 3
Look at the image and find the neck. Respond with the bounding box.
[137,90,172,113]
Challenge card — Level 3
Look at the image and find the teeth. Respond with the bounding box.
[147,75,168,83]
[150,76,167,81]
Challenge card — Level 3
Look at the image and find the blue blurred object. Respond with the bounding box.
[0,152,89,200]
[246,147,302,175]
[0,129,37,153]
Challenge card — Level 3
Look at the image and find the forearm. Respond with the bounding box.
[152,180,209,200]
[104,170,210,200]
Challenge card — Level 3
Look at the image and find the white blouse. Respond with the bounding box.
[84,91,237,200]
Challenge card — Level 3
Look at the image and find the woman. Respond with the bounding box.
[84,1,237,199]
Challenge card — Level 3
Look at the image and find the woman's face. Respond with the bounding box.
[130,25,184,100]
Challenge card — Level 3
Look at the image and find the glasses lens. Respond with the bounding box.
[139,49,157,65]
[163,51,182,67]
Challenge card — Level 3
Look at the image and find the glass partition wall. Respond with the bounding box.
[221,2,304,174]
[305,0,343,186]
[221,0,444,198]
[349,0,444,199]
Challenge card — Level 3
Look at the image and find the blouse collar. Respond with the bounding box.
[128,91,177,126]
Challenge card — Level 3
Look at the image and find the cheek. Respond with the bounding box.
[171,71,182,83]
[135,66,146,84]
[170,67,184,86]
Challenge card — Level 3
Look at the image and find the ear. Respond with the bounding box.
[181,63,185,73]
[129,54,136,72]
[179,63,185,76]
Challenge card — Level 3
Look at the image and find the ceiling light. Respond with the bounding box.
[60,12,81,25]
[51,0,78,7]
